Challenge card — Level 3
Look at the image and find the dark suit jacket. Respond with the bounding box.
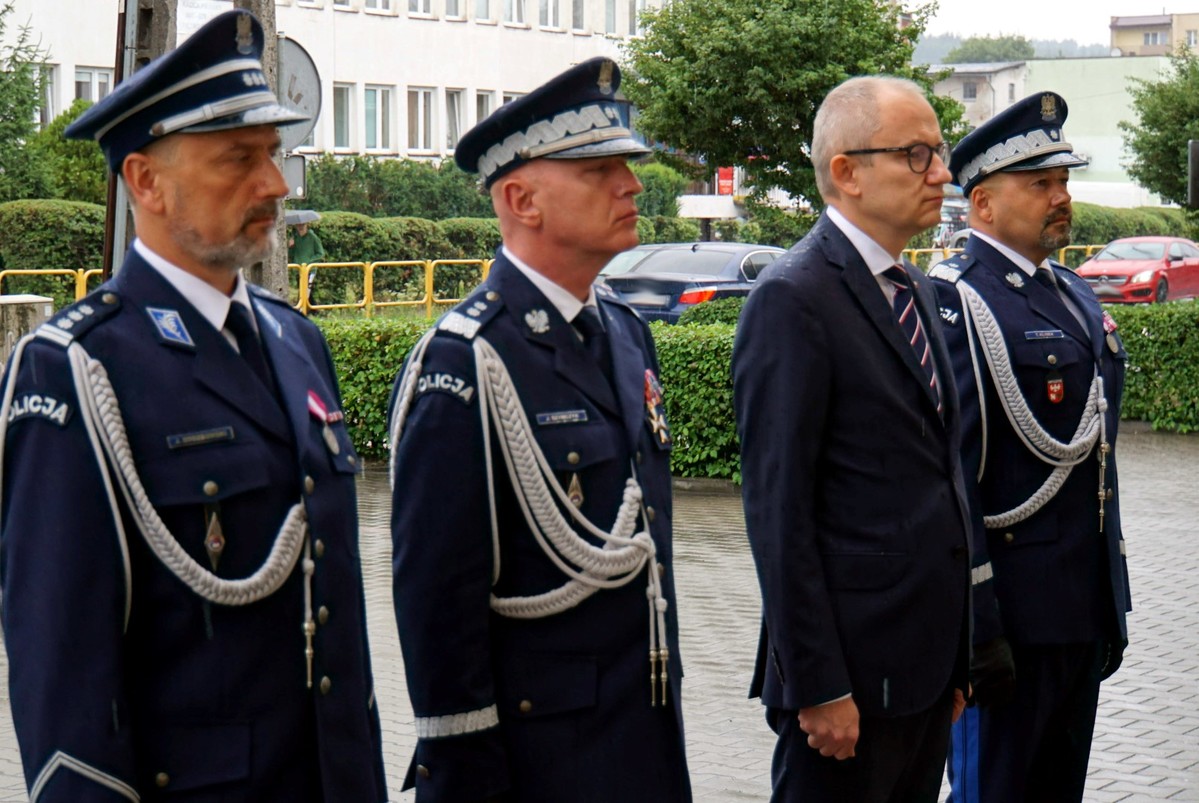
[733,213,972,718]
[389,253,690,802]
[930,237,1130,648]
[0,251,387,801]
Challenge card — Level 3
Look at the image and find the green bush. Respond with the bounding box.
[312,302,1199,477]
[1110,302,1199,432]
[438,217,501,259]
[632,161,688,217]
[677,296,745,326]
[646,215,701,243]
[376,217,460,300]
[650,321,741,480]
[0,199,105,307]
[636,216,656,244]
[316,317,431,460]
[305,212,396,305]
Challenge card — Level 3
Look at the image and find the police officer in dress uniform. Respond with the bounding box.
[0,11,387,801]
[387,58,691,802]
[929,92,1131,803]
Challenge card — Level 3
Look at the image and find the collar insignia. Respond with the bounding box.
[525,309,550,334]
[1005,272,1025,289]
[147,307,194,347]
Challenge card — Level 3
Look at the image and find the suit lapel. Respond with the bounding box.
[492,259,621,416]
[602,298,646,449]
[1056,270,1105,361]
[254,296,331,454]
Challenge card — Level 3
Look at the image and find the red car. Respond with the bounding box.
[1076,236,1199,304]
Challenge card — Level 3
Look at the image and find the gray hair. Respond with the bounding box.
[812,75,927,201]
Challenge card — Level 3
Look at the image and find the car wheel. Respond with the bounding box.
[1155,278,1169,303]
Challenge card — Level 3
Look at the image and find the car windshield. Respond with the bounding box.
[602,249,654,276]
[1098,242,1165,261]
[622,249,733,276]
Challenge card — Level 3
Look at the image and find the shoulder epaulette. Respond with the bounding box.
[35,288,123,347]
[247,283,290,307]
[436,285,505,341]
[928,262,963,283]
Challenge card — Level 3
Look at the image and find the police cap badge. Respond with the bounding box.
[64,10,308,173]
[454,57,650,188]
[950,91,1089,196]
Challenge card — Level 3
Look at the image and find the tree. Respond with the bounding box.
[0,1,52,203]
[632,161,688,217]
[29,98,108,204]
[1120,48,1199,208]
[944,35,1035,63]
[621,0,964,206]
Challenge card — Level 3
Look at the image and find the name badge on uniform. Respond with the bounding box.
[307,390,340,455]
[1025,329,1064,340]
[536,409,589,426]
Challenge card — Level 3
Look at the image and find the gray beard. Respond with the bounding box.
[167,199,280,271]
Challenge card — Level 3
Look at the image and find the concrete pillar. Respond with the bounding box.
[0,296,55,366]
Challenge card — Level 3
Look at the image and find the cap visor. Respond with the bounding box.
[1002,151,1089,172]
[542,137,652,160]
[181,103,310,134]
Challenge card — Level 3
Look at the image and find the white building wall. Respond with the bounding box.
[2,0,658,161]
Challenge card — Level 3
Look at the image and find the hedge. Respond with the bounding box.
[316,301,1199,474]
[0,199,106,307]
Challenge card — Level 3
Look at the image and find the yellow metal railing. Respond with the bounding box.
[903,243,1107,271]
[292,259,491,317]
[0,268,104,299]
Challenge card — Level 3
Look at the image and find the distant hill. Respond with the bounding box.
[913,33,1110,65]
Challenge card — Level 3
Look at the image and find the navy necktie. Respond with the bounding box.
[224,302,273,390]
[884,266,943,417]
[574,305,614,388]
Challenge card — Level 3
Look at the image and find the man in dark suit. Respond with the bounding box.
[929,92,1130,803]
[0,12,387,801]
[387,58,691,802]
[733,75,974,802]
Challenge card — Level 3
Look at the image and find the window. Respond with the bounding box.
[605,0,615,33]
[476,90,493,122]
[365,86,392,150]
[75,67,112,102]
[446,0,462,16]
[36,65,56,129]
[333,0,351,7]
[628,0,645,35]
[1008,83,1015,102]
[962,81,977,101]
[1144,31,1162,45]
[502,91,524,105]
[476,0,489,18]
[571,0,584,30]
[408,0,430,12]
[505,0,525,23]
[446,89,464,150]
[408,87,434,151]
[367,0,392,8]
[540,0,560,27]
[333,84,352,149]
[1189,30,1198,46]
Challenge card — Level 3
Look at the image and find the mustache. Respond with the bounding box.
[1044,209,1071,226]
[243,201,282,227]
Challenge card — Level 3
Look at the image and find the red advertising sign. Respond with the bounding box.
[717,166,734,195]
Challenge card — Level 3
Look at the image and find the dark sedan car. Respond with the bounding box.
[600,242,785,323]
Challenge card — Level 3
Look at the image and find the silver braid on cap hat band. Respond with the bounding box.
[478,103,618,181]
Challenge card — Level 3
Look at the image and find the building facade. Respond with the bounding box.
[929,61,1026,127]
[1110,12,1199,57]
[9,0,661,161]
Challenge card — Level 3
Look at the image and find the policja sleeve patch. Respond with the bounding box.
[7,393,72,427]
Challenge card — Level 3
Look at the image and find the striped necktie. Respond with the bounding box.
[884,266,943,416]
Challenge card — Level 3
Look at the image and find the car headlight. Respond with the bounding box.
[1131,270,1156,284]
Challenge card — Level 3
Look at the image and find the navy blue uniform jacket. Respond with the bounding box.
[733,213,973,718]
[930,237,1130,649]
[389,253,690,802]
[0,251,387,801]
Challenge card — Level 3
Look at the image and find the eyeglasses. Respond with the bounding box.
[843,141,951,174]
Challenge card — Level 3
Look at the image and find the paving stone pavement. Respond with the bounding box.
[0,426,1194,801]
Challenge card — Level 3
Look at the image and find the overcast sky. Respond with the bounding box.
[922,0,1154,48]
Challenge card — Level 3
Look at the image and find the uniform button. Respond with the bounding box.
[319,676,332,695]
[518,699,533,714]
[1047,354,1058,365]
[486,291,499,302]
[636,450,643,464]
[102,292,118,305]
[347,455,357,466]
[202,480,219,497]
[1003,532,1014,544]
[304,475,315,494]
[657,563,666,578]
[1105,488,1114,501]
[155,772,170,788]
[646,506,656,522]
[314,539,326,558]
[567,451,580,465]
[318,605,329,625]
[416,764,431,780]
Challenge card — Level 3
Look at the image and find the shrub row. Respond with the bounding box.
[316,301,1199,475]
